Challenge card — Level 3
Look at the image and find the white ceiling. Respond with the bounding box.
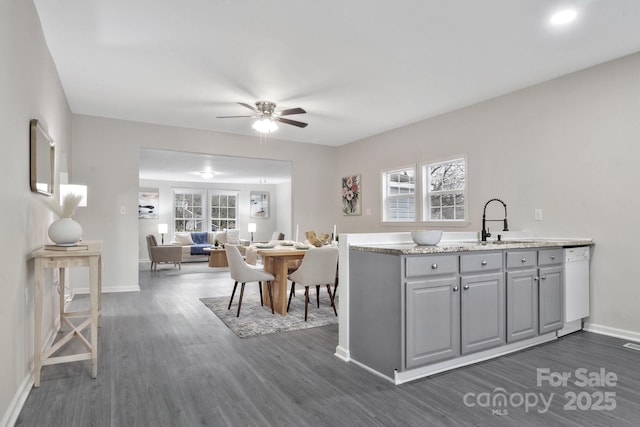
[139,149,292,184]
[34,0,640,148]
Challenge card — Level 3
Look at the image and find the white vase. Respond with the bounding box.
[48,218,83,246]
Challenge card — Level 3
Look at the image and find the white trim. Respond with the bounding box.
[349,358,395,383]
[381,164,417,222]
[334,345,350,362]
[2,319,61,427]
[1,371,33,427]
[420,155,467,222]
[392,333,557,385]
[584,322,640,343]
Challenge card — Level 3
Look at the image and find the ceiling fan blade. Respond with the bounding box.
[278,107,306,116]
[238,102,258,112]
[275,117,308,128]
[216,115,254,118]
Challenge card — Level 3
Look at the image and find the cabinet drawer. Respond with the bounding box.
[460,251,503,273]
[538,248,563,266]
[405,254,458,278]
[505,250,537,269]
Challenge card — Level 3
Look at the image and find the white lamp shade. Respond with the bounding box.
[248,223,257,233]
[158,223,168,234]
[60,184,88,207]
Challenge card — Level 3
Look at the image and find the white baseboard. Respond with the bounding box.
[2,320,59,427]
[1,372,33,427]
[334,345,350,362]
[73,285,140,294]
[584,322,640,343]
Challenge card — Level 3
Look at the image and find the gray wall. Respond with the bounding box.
[0,0,72,423]
[71,115,337,293]
[336,52,640,338]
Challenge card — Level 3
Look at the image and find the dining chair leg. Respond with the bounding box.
[316,284,320,308]
[258,281,264,306]
[236,283,246,317]
[326,284,338,316]
[266,281,275,314]
[304,286,309,321]
[228,281,238,310]
[287,282,296,312]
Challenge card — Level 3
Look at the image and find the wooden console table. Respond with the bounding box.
[31,241,102,387]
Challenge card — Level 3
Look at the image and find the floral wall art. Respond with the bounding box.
[342,174,361,215]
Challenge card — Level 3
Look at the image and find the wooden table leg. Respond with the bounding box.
[58,267,65,331]
[262,257,289,315]
[89,256,99,379]
[34,258,44,388]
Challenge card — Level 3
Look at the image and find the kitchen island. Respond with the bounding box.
[339,233,592,384]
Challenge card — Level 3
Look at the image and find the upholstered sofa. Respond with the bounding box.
[172,230,249,261]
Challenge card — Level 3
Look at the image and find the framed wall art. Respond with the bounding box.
[250,191,269,218]
[342,174,361,215]
[138,190,159,219]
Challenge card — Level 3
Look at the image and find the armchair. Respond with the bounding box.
[146,235,182,271]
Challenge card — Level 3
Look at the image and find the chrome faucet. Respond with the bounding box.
[481,198,509,242]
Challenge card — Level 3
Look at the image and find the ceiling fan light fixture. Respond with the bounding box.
[550,9,577,25]
[252,118,278,133]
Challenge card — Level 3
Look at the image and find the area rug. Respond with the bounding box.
[200,292,338,338]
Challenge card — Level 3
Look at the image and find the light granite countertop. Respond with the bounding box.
[350,239,593,255]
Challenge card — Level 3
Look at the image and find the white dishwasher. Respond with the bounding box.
[557,246,590,337]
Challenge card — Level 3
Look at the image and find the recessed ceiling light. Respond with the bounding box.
[550,9,577,25]
[199,171,214,179]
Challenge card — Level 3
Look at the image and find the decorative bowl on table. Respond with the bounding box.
[280,241,294,246]
[411,230,443,246]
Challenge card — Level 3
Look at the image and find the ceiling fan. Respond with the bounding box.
[217,101,308,132]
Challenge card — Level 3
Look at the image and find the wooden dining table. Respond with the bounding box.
[256,246,309,315]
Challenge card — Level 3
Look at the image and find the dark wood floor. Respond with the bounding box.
[16,262,640,426]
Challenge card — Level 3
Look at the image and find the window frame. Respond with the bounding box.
[209,190,239,231]
[381,165,417,223]
[172,188,206,233]
[420,156,468,224]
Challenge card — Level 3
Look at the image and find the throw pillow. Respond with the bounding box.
[214,231,227,244]
[174,233,194,245]
[226,229,240,244]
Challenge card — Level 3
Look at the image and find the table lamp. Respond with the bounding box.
[248,223,257,244]
[158,223,168,244]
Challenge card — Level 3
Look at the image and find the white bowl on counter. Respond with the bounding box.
[411,230,443,246]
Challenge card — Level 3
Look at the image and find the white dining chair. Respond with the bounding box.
[226,244,275,317]
[287,247,339,321]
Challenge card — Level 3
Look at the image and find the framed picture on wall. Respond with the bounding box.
[342,174,361,215]
[250,191,269,218]
[139,190,159,219]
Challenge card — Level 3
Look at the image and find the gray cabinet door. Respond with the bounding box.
[539,265,564,334]
[460,272,505,355]
[506,269,538,343]
[405,277,460,368]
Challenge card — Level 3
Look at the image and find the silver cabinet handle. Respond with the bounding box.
[463,284,470,290]
[541,276,547,280]
[521,258,527,263]
[481,260,488,266]
[453,286,459,292]
[534,277,539,281]
[550,256,556,260]
[431,263,438,270]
